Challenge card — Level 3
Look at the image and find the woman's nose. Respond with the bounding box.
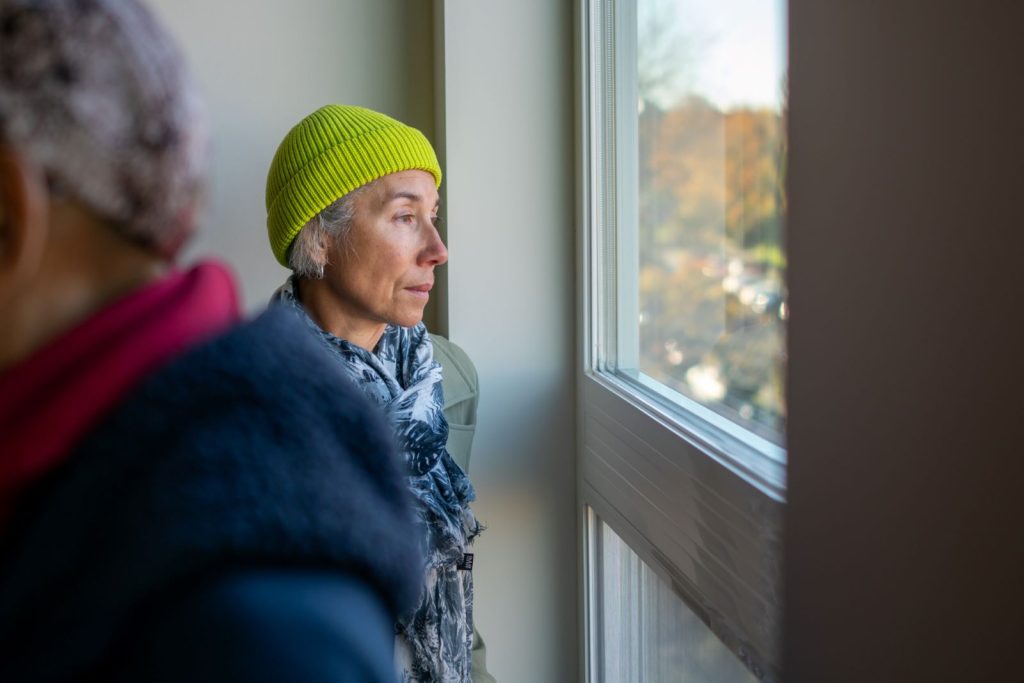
[423,223,448,266]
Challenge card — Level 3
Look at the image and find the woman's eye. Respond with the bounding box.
[396,214,415,225]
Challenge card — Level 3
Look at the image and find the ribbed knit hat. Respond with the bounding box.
[265,104,442,267]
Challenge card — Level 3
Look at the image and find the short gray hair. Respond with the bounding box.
[287,183,370,278]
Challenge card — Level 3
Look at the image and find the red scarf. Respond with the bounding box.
[0,261,241,529]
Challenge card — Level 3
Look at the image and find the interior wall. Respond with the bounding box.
[784,1,1024,681]
[437,2,579,682]
[147,0,435,315]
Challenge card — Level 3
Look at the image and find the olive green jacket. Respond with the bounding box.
[433,335,496,683]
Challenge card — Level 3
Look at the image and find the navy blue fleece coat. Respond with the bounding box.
[0,306,421,681]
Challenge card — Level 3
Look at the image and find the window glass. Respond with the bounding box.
[596,517,759,682]
[628,0,787,443]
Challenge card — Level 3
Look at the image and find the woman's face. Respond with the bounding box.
[323,169,446,336]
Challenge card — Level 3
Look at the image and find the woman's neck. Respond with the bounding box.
[1,203,166,371]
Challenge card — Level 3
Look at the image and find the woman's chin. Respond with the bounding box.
[391,311,425,329]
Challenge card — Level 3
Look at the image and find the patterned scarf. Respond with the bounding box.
[274,278,481,683]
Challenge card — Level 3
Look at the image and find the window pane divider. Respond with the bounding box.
[595,369,786,499]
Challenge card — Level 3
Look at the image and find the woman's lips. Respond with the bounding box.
[405,284,432,298]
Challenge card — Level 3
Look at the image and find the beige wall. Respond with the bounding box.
[437,2,578,682]
[148,0,435,312]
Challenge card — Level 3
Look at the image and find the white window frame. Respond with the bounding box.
[576,0,786,680]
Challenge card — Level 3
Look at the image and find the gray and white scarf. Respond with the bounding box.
[275,279,481,683]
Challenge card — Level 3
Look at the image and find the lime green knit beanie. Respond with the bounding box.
[265,104,442,266]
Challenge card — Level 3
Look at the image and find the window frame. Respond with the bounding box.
[576,0,786,680]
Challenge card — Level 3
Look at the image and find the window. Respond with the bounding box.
[578,0,786,680]
[589,511,761,682]
[630,0,788,445]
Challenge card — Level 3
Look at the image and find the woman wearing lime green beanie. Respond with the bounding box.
[266,104,493,683]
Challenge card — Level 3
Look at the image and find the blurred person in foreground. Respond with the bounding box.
[0,1,420,680]
[265,105,494,683]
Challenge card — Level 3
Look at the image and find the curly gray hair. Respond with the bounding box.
[0,0,207,257]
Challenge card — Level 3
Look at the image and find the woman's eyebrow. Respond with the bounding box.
[385,191,441,210]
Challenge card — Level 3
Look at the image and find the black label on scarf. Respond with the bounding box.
[457,553,474,571]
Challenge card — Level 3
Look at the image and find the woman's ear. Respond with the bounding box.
[0,144,49,298]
